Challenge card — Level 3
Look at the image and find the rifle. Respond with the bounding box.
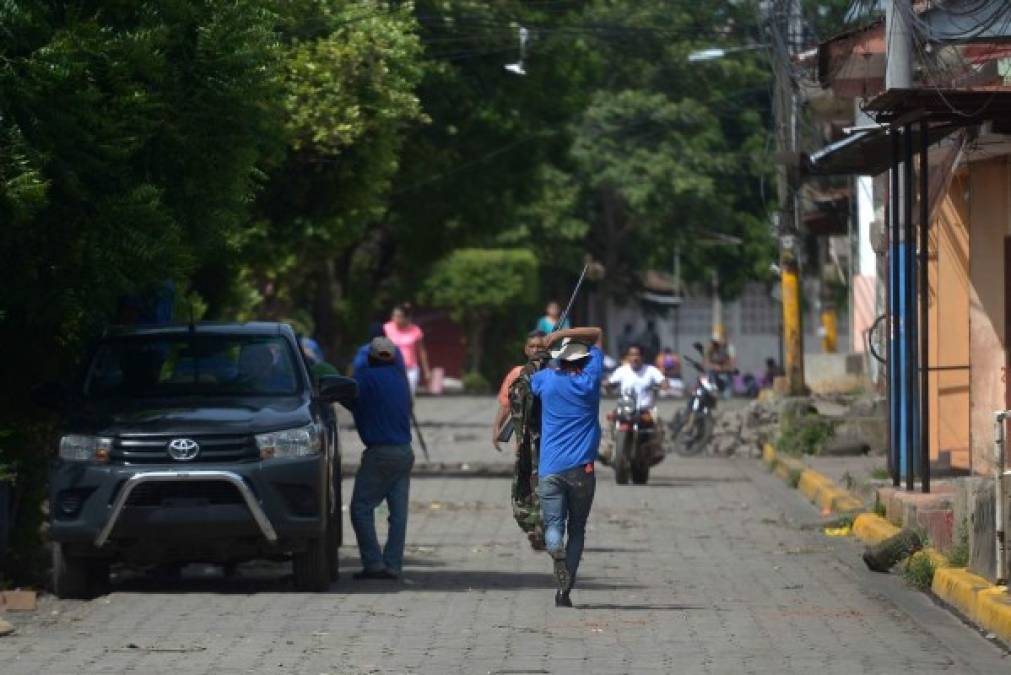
[496,263,591,444]
[553,262,589,331]
[410,405,430,462]
[399,367,431,461]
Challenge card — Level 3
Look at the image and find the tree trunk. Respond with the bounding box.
[312,259,341,359]
[468,318,486,373]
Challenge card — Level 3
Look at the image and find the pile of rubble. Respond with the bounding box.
[704,394,887,458]
[705,399,780,458]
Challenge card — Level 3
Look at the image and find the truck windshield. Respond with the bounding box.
[84,334,302,398]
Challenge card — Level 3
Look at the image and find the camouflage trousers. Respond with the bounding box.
[511,457,545,550]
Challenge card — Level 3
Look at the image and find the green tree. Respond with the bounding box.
[241,0,427,357]
[423,248,539,371]
[0,0,284,581]
[389,0,776,334]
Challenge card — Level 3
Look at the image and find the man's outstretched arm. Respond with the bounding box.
[536,326,602,349]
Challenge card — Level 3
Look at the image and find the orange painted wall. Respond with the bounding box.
[968,157,1009,476]
[929,172,970,471]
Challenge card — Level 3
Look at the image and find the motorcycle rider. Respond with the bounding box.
[703,338,734,397]
[607,345,668,410]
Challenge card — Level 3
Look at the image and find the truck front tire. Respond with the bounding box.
[293,537,330,592]
[52,543,108,599]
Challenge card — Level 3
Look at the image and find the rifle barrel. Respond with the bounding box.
[555,263,590,331]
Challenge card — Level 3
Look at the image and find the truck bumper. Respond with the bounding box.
[49,456,327,549]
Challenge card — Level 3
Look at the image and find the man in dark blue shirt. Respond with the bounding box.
[530,326,603,607]
[349,336,414,579]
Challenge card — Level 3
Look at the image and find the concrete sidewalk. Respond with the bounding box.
[1,456,1006,674]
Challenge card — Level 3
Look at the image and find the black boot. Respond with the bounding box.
[551,555,571,594]
[554,590,573,607]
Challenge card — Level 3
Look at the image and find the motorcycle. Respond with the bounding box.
[604,387,664,485]
[669,344,719,456]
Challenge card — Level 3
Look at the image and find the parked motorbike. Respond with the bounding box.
[605,388,664,485]
[669,344,719,456]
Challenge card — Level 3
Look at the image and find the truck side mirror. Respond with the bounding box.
[318,375,358,408]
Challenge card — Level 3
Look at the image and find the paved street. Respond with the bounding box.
[338,394,691,469]
[1,400,1008,673]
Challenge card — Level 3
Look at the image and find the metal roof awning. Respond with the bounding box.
[863,87,1011,123]
[806,122,963,176]
[923,0,1011,43]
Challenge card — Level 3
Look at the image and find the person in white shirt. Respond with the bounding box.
[608,345,668,410]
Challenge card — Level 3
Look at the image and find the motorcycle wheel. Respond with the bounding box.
[631,460,649,485]
[614,433,631,485]
[674,414,714,457]
[668,410,685,440]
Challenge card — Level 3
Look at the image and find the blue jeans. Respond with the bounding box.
[350,444,414,573]
[538,464,596,586]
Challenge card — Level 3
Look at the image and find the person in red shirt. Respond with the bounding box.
[491,330,545,451]
[383,304,431,395]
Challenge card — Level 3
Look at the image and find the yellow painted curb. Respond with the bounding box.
[852,512,900,545]
[762,443,776,465]
[774,455,804,482]
[933,567,1011,644]
[766,444,1011,646]
[765,444,864,514]
[920,547,948,570]
[797,470,832,501]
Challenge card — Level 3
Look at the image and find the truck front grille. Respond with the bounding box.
[124,481,244,507]
[112,433,258,464]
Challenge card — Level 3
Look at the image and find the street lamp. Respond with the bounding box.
[504,26,530,75]
[687,44,766,62]
[687,38,805,395]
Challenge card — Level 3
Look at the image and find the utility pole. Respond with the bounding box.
[773,0,805,394]
[885,0,912,90]
[711,269,723,342]
[672,245,682,351]
[884,0,915,489]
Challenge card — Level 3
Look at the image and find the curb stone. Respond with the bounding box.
[763,443,1011,646]
[762,443,863,515]
[933,567,1011,644]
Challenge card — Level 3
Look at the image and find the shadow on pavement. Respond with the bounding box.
[105,561,642,596]
[576,603,707,611]
[644,476,748,487]
[347,570,643,594]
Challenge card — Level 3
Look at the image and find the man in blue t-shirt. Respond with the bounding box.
[349,336,414,580]
[530,326,604,607]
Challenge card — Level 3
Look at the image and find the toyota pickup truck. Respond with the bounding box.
[38,322,356,597]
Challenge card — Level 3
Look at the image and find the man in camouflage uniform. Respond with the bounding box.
[506,326,604,608]
[507,348,553,550]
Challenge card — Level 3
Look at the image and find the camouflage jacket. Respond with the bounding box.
[508,350,552,547]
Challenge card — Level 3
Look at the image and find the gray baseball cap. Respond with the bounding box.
[369,336,397,361]
[550,338,590,362]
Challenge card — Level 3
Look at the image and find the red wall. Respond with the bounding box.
[414,308,466,378]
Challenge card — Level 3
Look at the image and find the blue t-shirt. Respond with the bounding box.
[531,346,603,477]
[351,347,411,447]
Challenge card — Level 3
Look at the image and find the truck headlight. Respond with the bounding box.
[59,435,112,463]
[256,424,321,459]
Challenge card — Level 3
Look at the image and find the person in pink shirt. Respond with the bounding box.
[384,304,431,394]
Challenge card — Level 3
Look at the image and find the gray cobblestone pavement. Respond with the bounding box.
[1,453,1007,673]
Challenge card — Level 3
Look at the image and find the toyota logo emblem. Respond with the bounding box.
[167,438,200,461]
